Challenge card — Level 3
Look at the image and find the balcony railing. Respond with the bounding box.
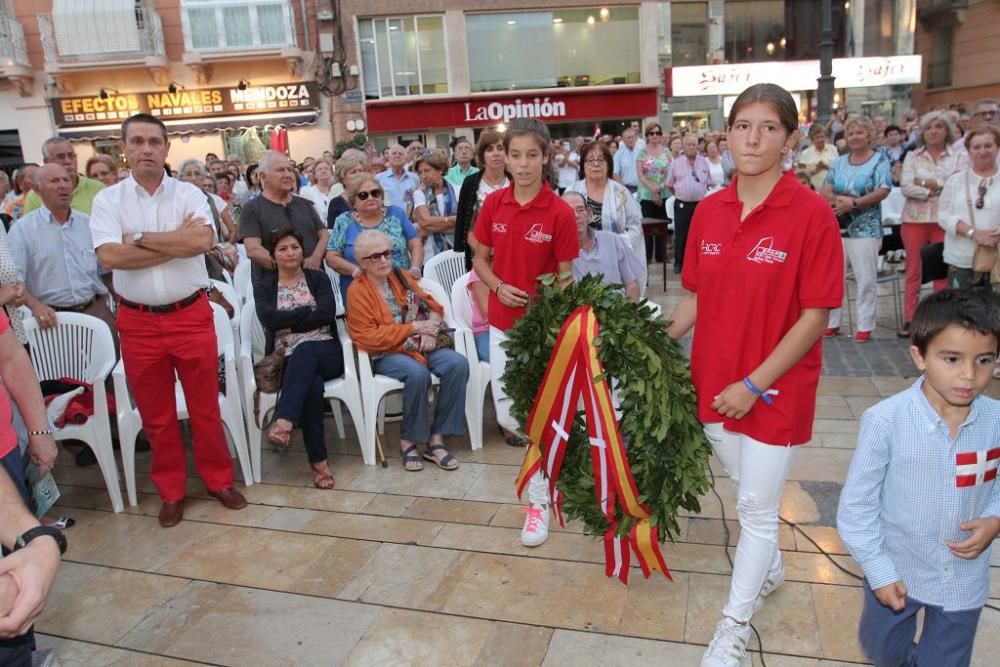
[181,0,298,53]
[917,0,969,21]
[0,16,29,68]
[38,7,165,63]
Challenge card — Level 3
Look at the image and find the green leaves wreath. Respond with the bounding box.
[503,274,713,540]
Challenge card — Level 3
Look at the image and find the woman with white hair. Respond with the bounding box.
[326,152,369,228]
[177,158,237,243]
[896,110,965,337]
[822,115,892,342]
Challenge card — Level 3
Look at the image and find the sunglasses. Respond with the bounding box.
[976,181,988,210]
[357,188,383,201]
[646,130,663,136]
[363,249,392,262]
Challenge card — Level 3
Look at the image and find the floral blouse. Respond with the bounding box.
[0,227,25,344]
[275,275,332,355]
[900,145,968,224]
[636,149,671,202]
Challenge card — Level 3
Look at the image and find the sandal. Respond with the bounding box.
[267,424,292,449]
[422,443,459,471]
[309,461,335,490]
[400,444,424,472]
[43,516,76,529]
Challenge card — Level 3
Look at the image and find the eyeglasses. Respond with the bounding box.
[974,110,998,119]
[976,181,988,209]
[584,159,605,166]
[646,130,663,136]
[357,188,383,201]
[363,249,393,263]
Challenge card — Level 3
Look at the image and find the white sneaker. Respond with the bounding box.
[701,617,752,667]
[520,503,549,547]
[752,562,786,615]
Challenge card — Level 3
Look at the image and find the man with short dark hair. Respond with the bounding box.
[90,113,247,527]
[23,138,103,215]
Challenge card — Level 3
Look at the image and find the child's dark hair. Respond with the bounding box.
[911,288,1000,354]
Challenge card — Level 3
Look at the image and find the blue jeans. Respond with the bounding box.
[276,339,345,463]
[373,349,468,443]
[859,580,981,667]
[473,332,489,363]
[0,444,34,666]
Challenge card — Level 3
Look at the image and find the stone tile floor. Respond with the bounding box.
[34,270,1000,666]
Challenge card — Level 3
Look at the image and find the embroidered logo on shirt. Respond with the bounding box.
[524,224,553,244]
[956,447,1000,487]
[492,221,508,233]
[701,241,722,256]
[746,237,788,264]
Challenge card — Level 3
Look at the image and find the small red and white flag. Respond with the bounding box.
[956,447,1000,487]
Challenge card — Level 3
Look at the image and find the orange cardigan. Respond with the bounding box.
[347,270,444,365]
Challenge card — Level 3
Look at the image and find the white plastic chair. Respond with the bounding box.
[23,313,124,513]
[239,293,366,477]
[422,250,467,301]
[113,302,253,506]
[450,272,488,451]
[355,278,480,462]
[233,259,252,303]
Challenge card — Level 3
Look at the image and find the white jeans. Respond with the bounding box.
[828,237,880,332]
[704,423,796,623]
[489,326,519,434]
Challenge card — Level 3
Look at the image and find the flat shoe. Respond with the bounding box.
[504,433,528,448]
[158,500,184,527]
[208,487,247,510]
[422,443,459,471]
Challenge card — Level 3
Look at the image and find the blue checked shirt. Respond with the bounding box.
[838,377,1000,611]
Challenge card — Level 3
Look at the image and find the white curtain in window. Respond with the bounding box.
[53,0,141,56]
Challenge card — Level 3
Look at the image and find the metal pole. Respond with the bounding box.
[816,0,836,125]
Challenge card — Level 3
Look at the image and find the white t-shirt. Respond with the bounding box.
[299,183,343,222]
[555,152,579,189]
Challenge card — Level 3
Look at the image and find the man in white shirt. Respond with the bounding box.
[90,113,246,528]
[613,130,641,193]
[377,144,420,208]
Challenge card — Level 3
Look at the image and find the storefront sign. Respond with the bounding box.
[52,81,321,128]
[666,56,922,97]
[365,87,658,133]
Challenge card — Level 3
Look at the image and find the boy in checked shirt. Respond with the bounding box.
[839,288,1000,667]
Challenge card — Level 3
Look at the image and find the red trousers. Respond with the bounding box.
[901,222,947,322]
[117,295,233,501]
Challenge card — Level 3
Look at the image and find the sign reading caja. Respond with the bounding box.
[52,82,320,128]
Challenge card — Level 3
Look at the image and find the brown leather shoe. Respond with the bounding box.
[158,500,184,527]
[208,487,247,510]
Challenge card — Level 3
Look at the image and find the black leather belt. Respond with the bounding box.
[53,295,100,313]
[118,290,203,314]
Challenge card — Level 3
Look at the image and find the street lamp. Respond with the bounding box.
[816,0,836,125]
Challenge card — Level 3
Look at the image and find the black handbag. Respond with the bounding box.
[920,242,948,284]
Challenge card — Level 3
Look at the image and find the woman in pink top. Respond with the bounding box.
[466,270,490,362]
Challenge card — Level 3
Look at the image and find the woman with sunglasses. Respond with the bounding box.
[253,227,343,489]
[347,230,468,472]
[938,125,1000,290]
[325,175,423,302]
[636,123,672,264]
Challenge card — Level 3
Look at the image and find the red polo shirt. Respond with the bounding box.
[0,311,17,458]
[681,170,843,445]
[474,182,579,331]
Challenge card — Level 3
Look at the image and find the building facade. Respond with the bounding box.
[0,0,334,167]
[911,0,1000,111]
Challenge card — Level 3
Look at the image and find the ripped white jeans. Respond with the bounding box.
[703,423,797,623]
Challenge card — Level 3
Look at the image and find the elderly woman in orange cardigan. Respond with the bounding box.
[347,229,469,471]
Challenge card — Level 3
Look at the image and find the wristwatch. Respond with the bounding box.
[13,525,67,556]
[132,232,144,246]
[966,226,975,239]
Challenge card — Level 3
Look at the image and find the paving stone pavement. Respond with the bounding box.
[33,273,1000,666]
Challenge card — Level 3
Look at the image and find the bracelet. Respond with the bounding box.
[351,267,361,278]
[28,429,52,437]
[742,377,773,405]
[966,226,975,239]
[495,281,504,295]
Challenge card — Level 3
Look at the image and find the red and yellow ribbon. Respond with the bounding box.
[515,306,672,584]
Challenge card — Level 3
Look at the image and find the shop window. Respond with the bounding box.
[466,7,640,93]
[671,2,709,67]
[725,0,848,63]
[862,0,896,57]
[928,24,953,89]
[181,0,295,52]
[358,16,448,99]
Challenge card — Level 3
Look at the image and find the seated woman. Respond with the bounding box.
[346,230,468,472]
[253,228,344,489]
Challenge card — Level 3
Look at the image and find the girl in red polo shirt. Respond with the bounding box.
[473,118,578,549]
[667,84,843,667]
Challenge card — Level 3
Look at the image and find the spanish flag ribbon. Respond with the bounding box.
[514,306,671,583]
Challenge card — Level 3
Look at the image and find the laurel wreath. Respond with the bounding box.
[503,274,713,539]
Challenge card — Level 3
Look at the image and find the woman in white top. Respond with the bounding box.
[705,139,727,190]
[938,125,1000,288]
[299,158,341,221]
[798,124,839,191]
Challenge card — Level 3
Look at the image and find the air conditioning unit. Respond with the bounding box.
[316,10,335,22]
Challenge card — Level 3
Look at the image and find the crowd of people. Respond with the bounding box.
[0,90,998,667]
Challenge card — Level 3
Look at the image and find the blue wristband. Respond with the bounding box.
[743,377,773,405]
